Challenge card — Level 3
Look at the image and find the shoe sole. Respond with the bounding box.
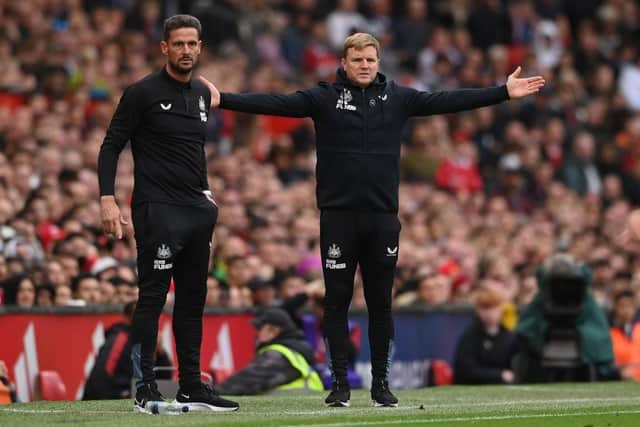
[372,400,399,408]
[325,400,350,407]
[173,400,239,412]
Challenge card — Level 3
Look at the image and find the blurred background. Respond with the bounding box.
[2,0,640,401]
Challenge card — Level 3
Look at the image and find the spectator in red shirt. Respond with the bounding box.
[435,135,483,193]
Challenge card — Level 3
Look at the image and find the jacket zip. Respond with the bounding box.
[361,86,368,208]
[362,87,367,151]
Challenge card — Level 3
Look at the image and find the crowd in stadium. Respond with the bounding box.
[1,0,640,321]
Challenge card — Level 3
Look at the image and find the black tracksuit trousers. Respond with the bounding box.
[320,210,400,384]
[130,200,217,390]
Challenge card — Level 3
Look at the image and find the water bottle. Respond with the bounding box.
[149,401,190,415]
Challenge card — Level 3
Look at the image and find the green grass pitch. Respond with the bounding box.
[1,382,640,426]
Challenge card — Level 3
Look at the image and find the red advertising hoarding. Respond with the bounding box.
[0,312,255,401]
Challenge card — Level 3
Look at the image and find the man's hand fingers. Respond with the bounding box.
[197,75,211,86]
[206,194,218,207]
[102,219,113,235]
[198,75,220,108]
[115,221,123,239]
[120,215,129,225]
[509,66,522,79]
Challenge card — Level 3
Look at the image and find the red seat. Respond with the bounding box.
[38,370,67,401]
[431,360,453,386]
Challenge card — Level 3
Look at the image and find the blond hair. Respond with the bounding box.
[342,33,380,59]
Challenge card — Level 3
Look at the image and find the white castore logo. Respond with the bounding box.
[160,103,172,110]
[379,94,388,101]
[199,96,206,111]
[336,89,356,111]
[386,246,398,257]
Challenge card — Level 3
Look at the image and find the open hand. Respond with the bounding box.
[198,75,220,108]
[506,66,546,99]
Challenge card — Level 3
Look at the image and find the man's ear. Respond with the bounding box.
[160,40,168,56]
[340,57,346,68]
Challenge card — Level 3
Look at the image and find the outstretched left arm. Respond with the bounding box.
[404,66,546,117]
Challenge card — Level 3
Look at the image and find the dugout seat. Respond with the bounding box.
[37,370,67,401]
[429,359,453,386]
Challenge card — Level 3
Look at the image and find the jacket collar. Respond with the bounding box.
[334,67,386,89]
[161,66,191,89]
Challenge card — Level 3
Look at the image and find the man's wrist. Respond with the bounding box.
[100,195,116,202]
[502,84,511,100]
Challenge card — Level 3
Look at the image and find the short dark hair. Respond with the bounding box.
[163,14,202,41]
[71,272,97,293]
[614,290,635,304]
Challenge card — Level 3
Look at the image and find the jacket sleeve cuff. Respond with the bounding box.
[501,84,510,100]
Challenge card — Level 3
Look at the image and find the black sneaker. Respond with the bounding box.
[371,380,398,407]
[325,380,351,407]
[134,383,164,413]
[175,383,239,412]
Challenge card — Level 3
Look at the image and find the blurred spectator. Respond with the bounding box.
[454,287,517,384]
[112,277,138,305]
[205,277,222,307]
[558,131,602,196]
[35,283,55,307]
[54,285,73,306]
[217,307,323,395]
[249,277,277,307]
[82,302,172,400]
[610,290,640,381]
[0,360,15,404]
[619,51,640,111]
[435,139,483,194]
[397,273,452,306]
[533,20,563,70]
[394,0,430,68]
[326,0,367,52]
[516,253,616,382]
[1,274,36,308]
[467,0,511,50]
[71,273,101,305]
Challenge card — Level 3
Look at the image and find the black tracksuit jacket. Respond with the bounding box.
[220,68,510,213]
[98,67,211,206]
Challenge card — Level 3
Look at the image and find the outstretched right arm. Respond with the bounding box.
[198,75,314,117]
[220,91,313,117]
